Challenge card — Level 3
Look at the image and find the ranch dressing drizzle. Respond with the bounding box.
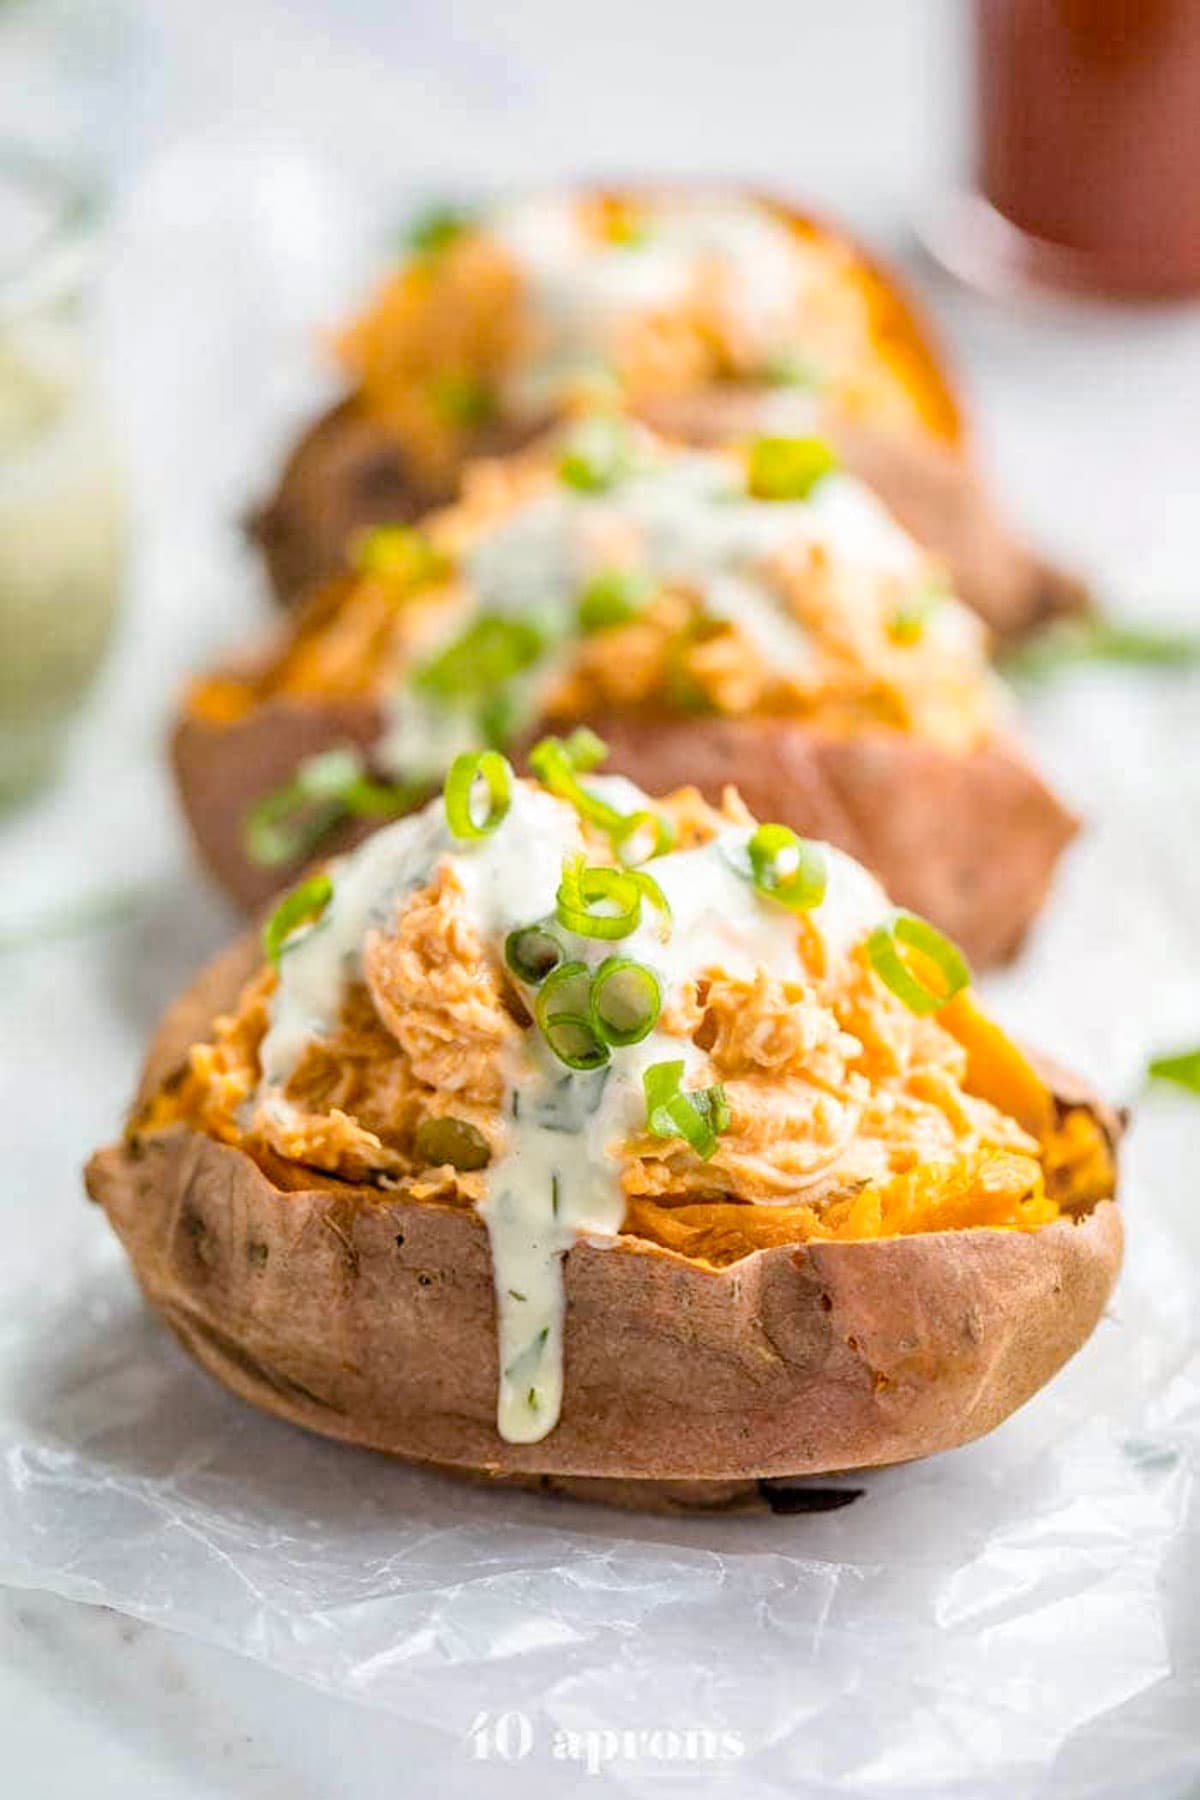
[374,445,932,788]
[256,776,891,1445]
[489,194,811,413]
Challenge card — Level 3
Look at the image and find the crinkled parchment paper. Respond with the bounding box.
[0,145,1198,1798]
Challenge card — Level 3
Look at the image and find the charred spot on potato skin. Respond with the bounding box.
[181,1206,217,1270]
[417,1271,436,1289]
[758,1482,864,1515]
[394,1232,406,1249]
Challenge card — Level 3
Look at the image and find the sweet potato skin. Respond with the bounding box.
[253,400,1084,642]
[172,699,1077,970]
[248,191,1083,637]
[84,934,1121,1506]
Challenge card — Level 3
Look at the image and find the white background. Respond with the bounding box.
[1,2,1199,1795]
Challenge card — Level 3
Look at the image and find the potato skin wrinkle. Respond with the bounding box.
[251,189,1084,640]
[85,930,1122,1513]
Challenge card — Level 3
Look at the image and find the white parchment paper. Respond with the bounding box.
[0,142,1198,1797]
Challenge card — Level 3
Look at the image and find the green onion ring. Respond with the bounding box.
[530,733,673,868]
[505,923,566,986]
[866,910,971,1016]
[642,1060,730,1161]
[263,872,334,966]
[444,750,513,840]
[556,856,641,941]
[613,809,676,868]
[747,434,840,501]
[243,748,416,868]
[589,957,662,1047]
[535,960,610,1070]
[747,823,828,913]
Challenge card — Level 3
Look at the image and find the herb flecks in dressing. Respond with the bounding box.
[257,777,891,1445]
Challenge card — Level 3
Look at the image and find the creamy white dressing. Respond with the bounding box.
[488,193,809,413]
[373,445,940,788]
[258,774,892,1445]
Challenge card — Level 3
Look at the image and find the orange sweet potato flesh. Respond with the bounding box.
[250,193,1084,640]
[84,933,1122,1513]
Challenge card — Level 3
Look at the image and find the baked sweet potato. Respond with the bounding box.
[86,775,1122,1513]
[251,186,1083,639]
[178,425,1078,966]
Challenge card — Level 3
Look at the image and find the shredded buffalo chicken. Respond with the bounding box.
[143,789,1113,1266]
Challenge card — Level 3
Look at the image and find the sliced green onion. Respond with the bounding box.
[556,855,641,940]
[263,872,333,966]
[404,202,474,256]
[429,370,496,428]
[505,923,566,986]
[747,434,840,502]
[589,957,662,1047]
[530,736,625,831]
[577,568,653,634]
[244,748,416,868]
[643,1059,730,1161]
[413,1115,491,1171]
[530,732,673,870]
[444,749,512,840]
[1146,1047,1200,1095]
[558,415,636,493]
[352,524,448,588]
[613,809,676,868]
[478,688,525,750]
[535,960,610,1069]
[560,725,609,770]
[760,349,823,390]
[888,585,946,646]
[747,823,827,913]
[866,911,971,1016]
[417,613,546,701]
[627,867,672,938]
[1000,616,1200,684]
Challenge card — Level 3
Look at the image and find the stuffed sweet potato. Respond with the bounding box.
[87,765,1122,1512]
[252,186,1083,638]
[178,421,1077,967]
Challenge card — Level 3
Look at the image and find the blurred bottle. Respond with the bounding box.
[0,148,126,803]
[932,0,1200,300]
